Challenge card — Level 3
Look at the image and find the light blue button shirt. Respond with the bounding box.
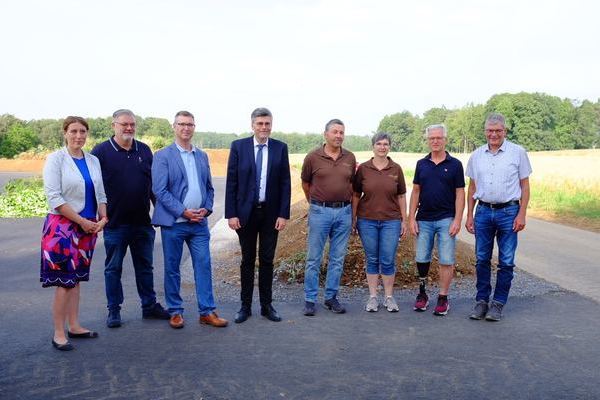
[253,136,269,203]
[175,143,203,223]
[466,139,532,204]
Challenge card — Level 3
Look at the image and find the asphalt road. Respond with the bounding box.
[1,175,600,398]
[0,171,38,193]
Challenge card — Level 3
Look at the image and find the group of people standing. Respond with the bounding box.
[40,108,531,352]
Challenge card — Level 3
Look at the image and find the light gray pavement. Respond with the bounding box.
[0,172,38,193]
[458,214,600,302]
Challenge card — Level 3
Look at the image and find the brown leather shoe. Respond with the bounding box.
[199,312,228,327]
[169,314,184,329]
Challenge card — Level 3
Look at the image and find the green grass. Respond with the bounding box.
[530,180,600,220]
[0,178,47,217]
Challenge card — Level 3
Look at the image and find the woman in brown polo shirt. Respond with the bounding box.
[352,132,407,312]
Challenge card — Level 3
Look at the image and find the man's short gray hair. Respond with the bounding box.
[324,119,344,133]
[251,107,272,122]
[485,112,506,128]
[112,109,135,122]
[424,124,447,139]
[371,132,392,146]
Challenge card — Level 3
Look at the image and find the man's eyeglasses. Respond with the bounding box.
[427,136,445,142]
[486,129,504,134]
[114,122,136,128]
[176,123,195,128]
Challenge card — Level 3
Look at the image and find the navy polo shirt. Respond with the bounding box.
[91,137,153,228]
[413,152,465,221]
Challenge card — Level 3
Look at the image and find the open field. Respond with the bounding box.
[1,149,599,231]
[292,149,600,232]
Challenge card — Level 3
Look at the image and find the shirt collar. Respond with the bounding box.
[425,151,451,162]
[486,139,508,153]
[109,136,138,152]
[253,136,269,148]
[175,142,196,153]
[318,144,346,159]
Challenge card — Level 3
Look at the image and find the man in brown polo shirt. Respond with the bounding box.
[301,118,356,316]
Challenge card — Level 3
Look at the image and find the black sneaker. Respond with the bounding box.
[303,301,316,316]
[324,297,346,314]
[485,300,504,321]
[106,310,121,328]
[469,300,489,320]
[142,303,171,320]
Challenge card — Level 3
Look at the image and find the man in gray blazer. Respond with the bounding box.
[151,110,228,329]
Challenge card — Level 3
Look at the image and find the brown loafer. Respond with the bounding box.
[199,312,228,327]
[169,314,184,329]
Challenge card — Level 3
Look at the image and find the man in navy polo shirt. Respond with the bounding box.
[92,109,169,328]
[408,124,465,316]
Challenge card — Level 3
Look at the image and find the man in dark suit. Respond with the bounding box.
[225,107,291,323]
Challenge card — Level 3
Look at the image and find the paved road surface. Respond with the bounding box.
[2,176,600,398]
[458,216,600,302]
[0,172,38,193]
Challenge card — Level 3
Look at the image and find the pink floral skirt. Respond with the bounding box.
[40,214,97,288]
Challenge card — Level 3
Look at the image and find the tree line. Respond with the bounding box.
[379,92,600,153]
[1,91,599,158]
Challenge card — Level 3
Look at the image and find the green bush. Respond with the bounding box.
[0,178,47,217]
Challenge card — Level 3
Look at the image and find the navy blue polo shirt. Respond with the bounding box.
[91,137,153,228]
[413,152,465,221]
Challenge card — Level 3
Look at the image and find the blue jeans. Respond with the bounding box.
[415,218,456,265]
[160,221,215,316]
[474,204,519,305]
[103,225,157,312]
[304,204,352,302]
[356,218,401,275]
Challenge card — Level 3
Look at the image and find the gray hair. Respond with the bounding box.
[485,112,506,128]
[324,118,344,133]
[174,110,194,122]
[251,107,272,122]
[424,124,447,139]
[371,132,392,146]
[112,109,135,122]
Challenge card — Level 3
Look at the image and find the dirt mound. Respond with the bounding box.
[275,201,475,289]
[205,149,229,177]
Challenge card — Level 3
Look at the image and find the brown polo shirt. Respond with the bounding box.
[353,158,406,220]
[301,145,356,202]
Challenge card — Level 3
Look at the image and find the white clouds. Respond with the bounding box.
[1,0,599,135]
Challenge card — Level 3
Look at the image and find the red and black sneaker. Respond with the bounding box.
[433,296,450,316]
[413,293,429,312]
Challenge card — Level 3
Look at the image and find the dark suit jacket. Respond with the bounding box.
[151,143,214,227]
[225,136,291,226]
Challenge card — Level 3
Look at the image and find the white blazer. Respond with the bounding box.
[43,147,107,215]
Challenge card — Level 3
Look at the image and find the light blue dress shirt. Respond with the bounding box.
[175,143,203,223]
[466,139,532,204]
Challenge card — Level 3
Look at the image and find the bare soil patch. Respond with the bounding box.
[0,149,229,177]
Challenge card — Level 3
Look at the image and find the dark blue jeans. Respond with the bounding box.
[474,204,519,305]
[103,225,157,311]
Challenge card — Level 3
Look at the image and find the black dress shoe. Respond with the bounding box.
[234,307,252,324]
[68,331,99,339]
[52,339,74,351]
[261,304,282,322]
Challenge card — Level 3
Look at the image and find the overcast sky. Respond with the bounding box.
[1,0,599,135]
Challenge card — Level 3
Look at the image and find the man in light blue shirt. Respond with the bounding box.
[465,112,532,321]
[152,111,228,329]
